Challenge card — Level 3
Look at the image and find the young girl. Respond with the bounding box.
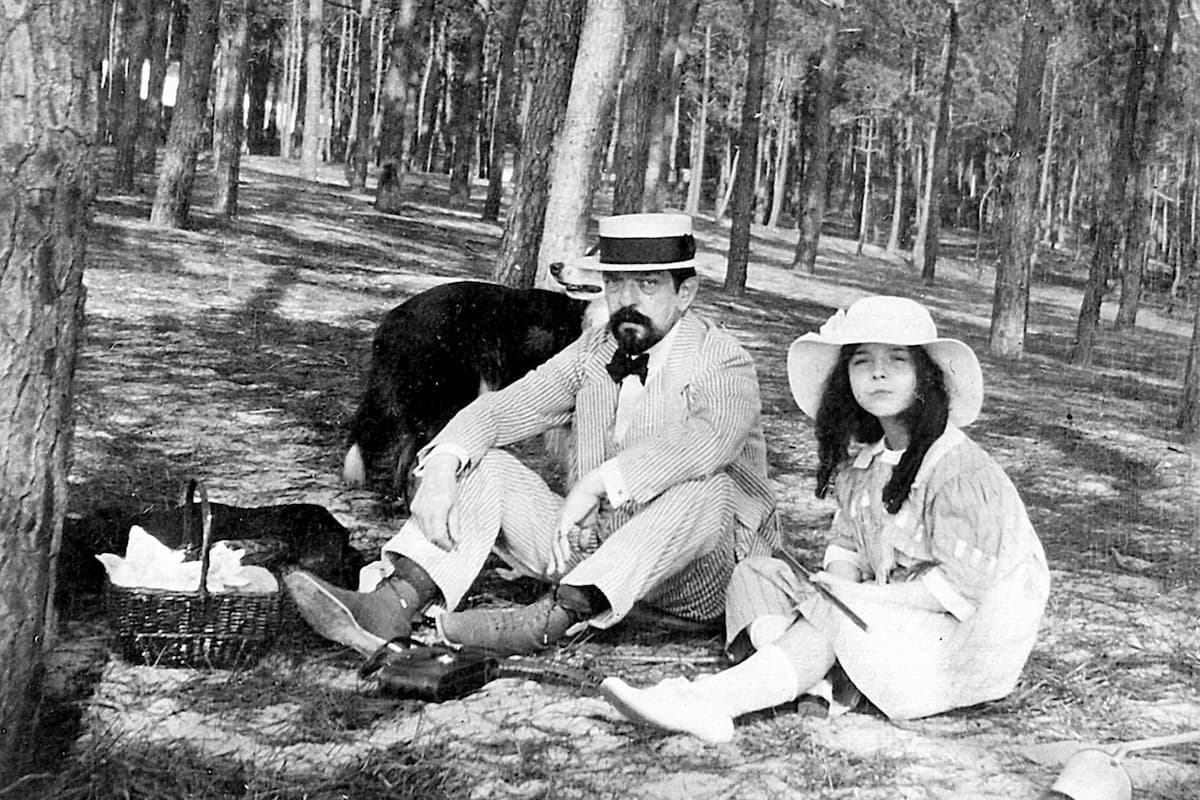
[600,296,1050,743]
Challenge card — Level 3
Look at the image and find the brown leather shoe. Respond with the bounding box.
[284,570,417,656]
[440,593,580,656]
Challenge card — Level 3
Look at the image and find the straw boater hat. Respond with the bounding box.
[787,296,984,427]
[568,213,715,271]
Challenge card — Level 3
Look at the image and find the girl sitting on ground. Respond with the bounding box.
[600,295,1050,743]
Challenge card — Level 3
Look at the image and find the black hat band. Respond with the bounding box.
[598,234,696,265]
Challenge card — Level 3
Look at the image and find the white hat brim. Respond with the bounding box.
[787,334,983,427]
[562,251,721,272]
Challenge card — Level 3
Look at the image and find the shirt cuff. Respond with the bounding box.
[822,544,865,572]
[414,443,471,476]
[921,567,977,621]
[598,459,631,507]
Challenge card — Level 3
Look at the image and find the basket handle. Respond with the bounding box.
[179,479,214,599]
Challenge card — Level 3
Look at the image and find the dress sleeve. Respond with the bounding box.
[822,477,867,572]
[921,461,1028,617]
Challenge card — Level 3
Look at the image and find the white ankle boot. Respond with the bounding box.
[601,644,802,743]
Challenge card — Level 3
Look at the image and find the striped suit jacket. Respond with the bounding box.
[429,311,779,558]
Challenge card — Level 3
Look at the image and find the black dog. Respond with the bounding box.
[342,274,605,505]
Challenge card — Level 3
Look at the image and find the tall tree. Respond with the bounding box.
[149,0,220,227]
[347,0,374,189]
[537,0,626,281]
[492,0,586,288]
[643,0,700,212]
[989,0,1053,358]
[447,1,485,206]
[137,0,171,172]
[1115,0,1180,329]
[912,1,959,283]
[791,5,839,273]
[300,0,324,180]
[112,0,152,191]
[482,0,530,221]
[0,0,99,776]
[213,0,251,218]
[684,22,712,215]
[611,0,668,214]
[1072,2,1150,366]
[375,0,425,212]
[724,0,773,295]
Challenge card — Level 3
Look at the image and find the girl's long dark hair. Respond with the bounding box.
[814,344,950,514]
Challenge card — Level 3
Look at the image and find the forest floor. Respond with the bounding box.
[14,154,1200,799]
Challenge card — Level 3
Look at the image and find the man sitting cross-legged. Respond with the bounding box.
[286,213,778,657]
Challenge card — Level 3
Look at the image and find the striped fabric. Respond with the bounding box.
[380,311,777,624]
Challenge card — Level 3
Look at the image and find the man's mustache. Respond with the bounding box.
[609,306,653,330]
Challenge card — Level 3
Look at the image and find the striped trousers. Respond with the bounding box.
[380,449,739,627]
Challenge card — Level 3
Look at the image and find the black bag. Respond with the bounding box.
[359,640,499,703]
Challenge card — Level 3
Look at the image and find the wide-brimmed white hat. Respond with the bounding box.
[787,296,983,427]
[567,213,715,271]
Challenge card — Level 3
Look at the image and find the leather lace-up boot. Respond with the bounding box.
[439,586,596,656]
[284,557,437,656]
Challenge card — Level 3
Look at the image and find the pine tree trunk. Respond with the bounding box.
[684,22,710,215]
[886,113,908,254]
[989,0,1051,358]
[493,0,585,287]
[724,0,773,295]
[482,0,529,221]
[0,0,98,776]
[1116,0,1180,329]
[913,4,959,283]
[642,0,698,212]
[766,54,791,229]
[281,0,304,159]
[447,5,484,206]
[1039,65,1059,246]
[346,0,374,190]
[375,0,423,212]
[1073,4,1149,366]
[537,0,625,281]
[149,0,219,228]
[137,0,171,171]
[611,0,667,214]
[856,115,875,255]
[113,0,150,191]
[213,0,250,218]
[300,0,324,180]
[791,8,838,272]
[1179,292,1200,439]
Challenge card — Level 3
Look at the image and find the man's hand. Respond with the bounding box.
[552,468,606,574]
[409,452,461,551]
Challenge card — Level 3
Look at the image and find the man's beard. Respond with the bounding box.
[608,306,663,354]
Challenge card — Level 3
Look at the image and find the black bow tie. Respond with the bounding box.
[606,349,649,384]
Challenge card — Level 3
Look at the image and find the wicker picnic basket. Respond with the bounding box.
[105,480,283,669]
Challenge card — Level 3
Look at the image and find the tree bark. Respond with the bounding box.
[643,0,699,212]
[113,0,151,191]
[213,0,251,218]
[0,0,98,777]
[149,0,219,228]
[1072,3,1149,366]
[375,0,424,212]
[300,0,324,180]
[724,0,773,295]
[1179,287,1200,439]
[684,22,711,215]
[912,3,959,283]
[1115,0,1180,329]
[537,0,625,282]
[611,0,668,214]
[137,0,171,172]
[989,0,1052,358]
[346,0,374,189]
[482,0,529,221]
[492,0,585,288]
[791,8,838,272]
[447,3,485,206]
[856,115,876,255]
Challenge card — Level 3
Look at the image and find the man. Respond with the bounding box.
[286,212,778,657]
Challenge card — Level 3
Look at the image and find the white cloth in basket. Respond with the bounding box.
[96,526,279,593]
